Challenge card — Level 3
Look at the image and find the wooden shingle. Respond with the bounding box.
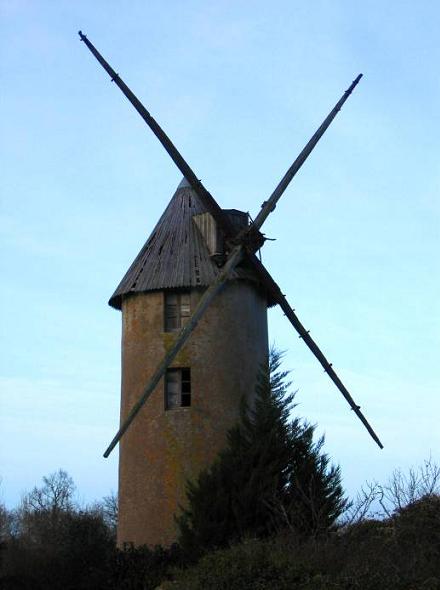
[109,179,258,309]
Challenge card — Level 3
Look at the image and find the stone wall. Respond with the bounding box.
[117,281,268,547]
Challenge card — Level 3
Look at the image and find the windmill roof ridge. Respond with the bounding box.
[177,176,191,190]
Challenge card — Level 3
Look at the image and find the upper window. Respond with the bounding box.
[165,368,191,410]
[164,292,190,332]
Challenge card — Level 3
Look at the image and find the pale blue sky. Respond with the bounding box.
[1,0,439,507]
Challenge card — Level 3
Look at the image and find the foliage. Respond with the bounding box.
[1,436,438,589]
[343,456,440,524]
[4,487,440,590]
[0,470,185,590]
[101,491,119,535]
[177,349,347,553]
[162,539,309,590]
[109,543,185,590]
[169,494,440,589]
[21,469,75,514]
[1,470,115,590]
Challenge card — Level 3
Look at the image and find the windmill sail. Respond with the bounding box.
[79,32,383,453]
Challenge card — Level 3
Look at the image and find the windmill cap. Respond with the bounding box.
[108,180,264,310]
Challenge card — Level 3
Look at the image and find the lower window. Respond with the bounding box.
[165,368,191,409]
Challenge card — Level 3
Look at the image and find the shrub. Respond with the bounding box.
[169,497,440,590]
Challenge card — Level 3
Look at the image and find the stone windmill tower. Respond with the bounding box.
[79,32,383,548]
[109,178,269,547]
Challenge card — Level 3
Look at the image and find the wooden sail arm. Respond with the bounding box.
[78,32,359,255]
[79,33,383,452]
[231,75,362,247]
[250,75,362,232]
[104,242,383,455]
[78,31,238,244]
[246,253,384,449]
[103,246,243,458]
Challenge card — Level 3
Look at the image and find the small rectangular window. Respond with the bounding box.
[165,368,191,410]
[165,292,191,332]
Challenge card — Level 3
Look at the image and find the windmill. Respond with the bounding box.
[79,32,383,547]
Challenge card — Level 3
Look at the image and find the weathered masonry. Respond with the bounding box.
[110,178,269,547]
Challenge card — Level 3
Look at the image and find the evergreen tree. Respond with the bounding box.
[177,349,347,552]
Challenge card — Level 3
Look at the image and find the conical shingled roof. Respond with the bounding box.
[109,179,256,309]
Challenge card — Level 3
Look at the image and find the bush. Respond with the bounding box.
[164,539,311,590]
[0,470,116,590]
[109,543,184,590]
[169,496,440,589]
[1,510,114,590]
[0,468,184,590]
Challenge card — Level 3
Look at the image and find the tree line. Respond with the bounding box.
[1,350,439,589]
